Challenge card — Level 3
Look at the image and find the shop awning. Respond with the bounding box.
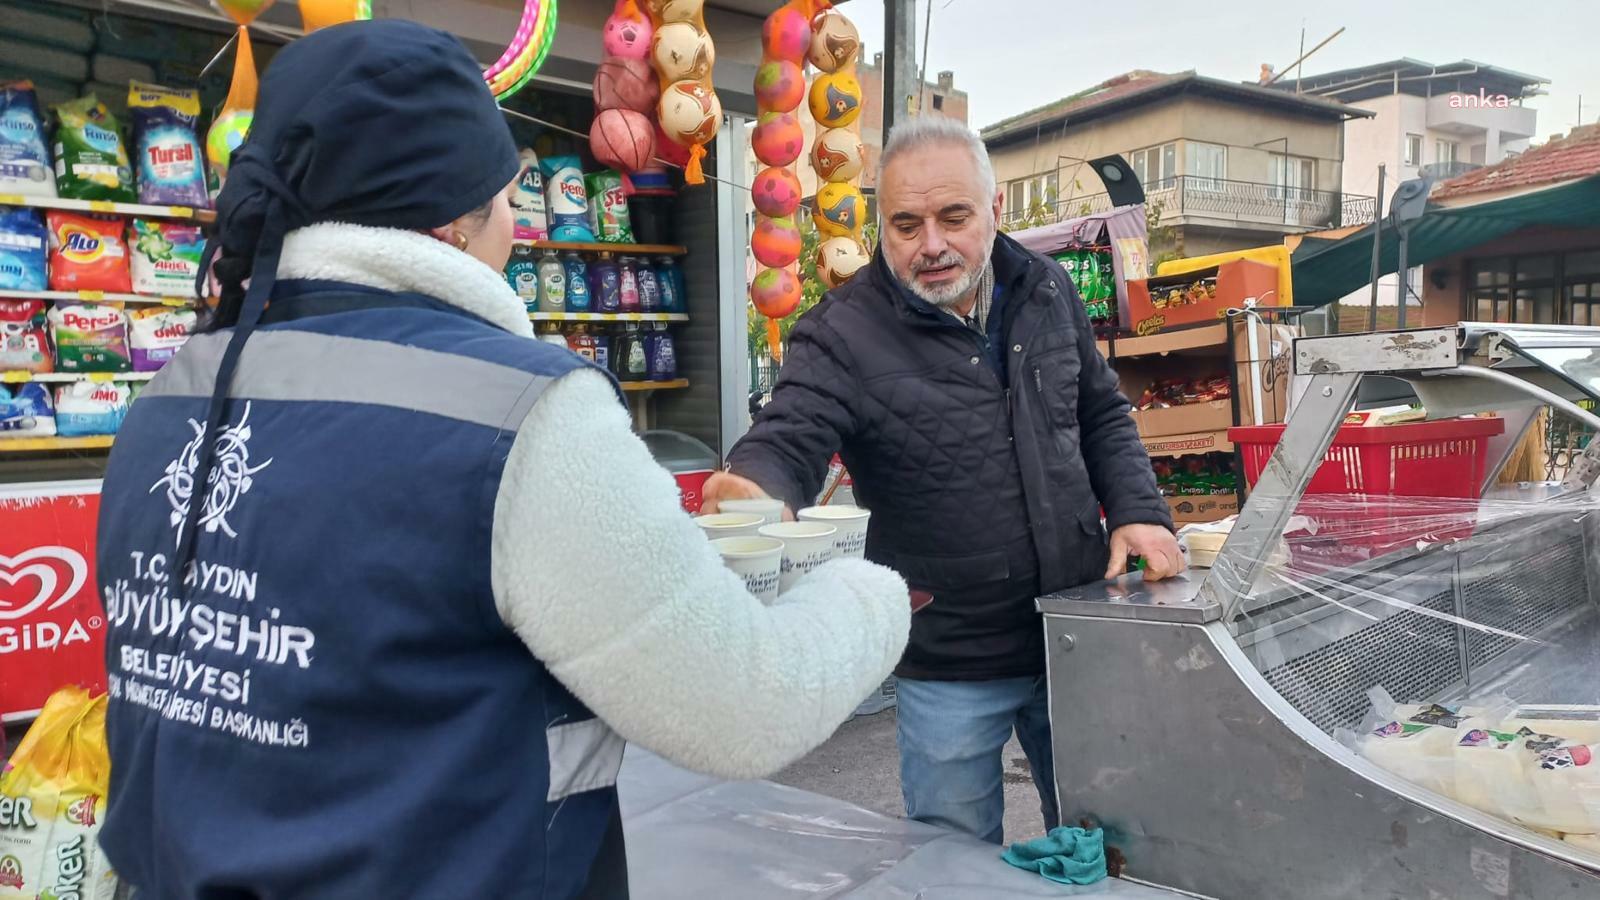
[1290,174,1600,307]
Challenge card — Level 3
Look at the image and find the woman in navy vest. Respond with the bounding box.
[95,21,910,899]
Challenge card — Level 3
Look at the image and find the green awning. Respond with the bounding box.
[1291,175,1600,307]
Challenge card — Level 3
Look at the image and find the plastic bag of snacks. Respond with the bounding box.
[128,305,195,371]
[0,80,56,197]
[128,81,210,208]
[0,206,48,292]
[47,212,131,293]
[52,95,135,203]
[0,687,119,899]
[54,380,132,436]
[48,304,130,373]
[0,299,52,373]
[129,219,203,297]
[0,382,55,438]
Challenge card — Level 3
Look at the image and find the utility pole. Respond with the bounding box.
[882,0,919,138]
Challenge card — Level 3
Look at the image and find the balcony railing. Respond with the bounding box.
[1002,176,1377,232]
[1422,161,1483,180]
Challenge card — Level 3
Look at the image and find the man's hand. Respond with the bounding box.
[700,472,793,520]
[1105,524,1185,582]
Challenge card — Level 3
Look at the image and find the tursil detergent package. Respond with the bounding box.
[129,81,210,208]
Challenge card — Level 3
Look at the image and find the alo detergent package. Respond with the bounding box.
[0,299,52,373]
[52,95,136,202]
[129,81,210,208]
[128,305,195,371]
[129,218,203,296]
[49,303,131,373]
[0,206,47,291]
[540,155,595,242]
[48,211,132,293]
[0,80,56,197]
[54,380,132,436]
[0,381,55,437]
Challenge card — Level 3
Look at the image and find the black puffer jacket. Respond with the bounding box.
[729,233,1171,680]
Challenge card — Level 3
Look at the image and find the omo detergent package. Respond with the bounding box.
[49,303,131,373]
[129,218,202,296]
[0,80,56,198]
[540,155,595,242]
[52,95,135,202]
[48,211,131,293]
[128,305,195,371]
[511,148,549,240]
[0,299,52,373]
[129,81,209,208]
[54,380,132,436]
[0,206,47,291]
[0,381,55,438]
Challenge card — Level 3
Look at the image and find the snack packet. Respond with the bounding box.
[128,305,195,371]
[48,303,131,372]
[52,95,135,202]
[129,218,203,296]
[0,381,55,437]
[47,211,131,293]
[0,205,48,291]
[54,380,133,436]
[0,80,56,197]
[0,299,52,373]
[129,81,210,208]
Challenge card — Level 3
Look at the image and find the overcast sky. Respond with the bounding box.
[846,0,1597,141]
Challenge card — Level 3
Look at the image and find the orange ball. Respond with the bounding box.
[751,214,802,268]
[761,6,811,63]
[754,59,805,114]
[752,110,804,167]
[750,266,802,319]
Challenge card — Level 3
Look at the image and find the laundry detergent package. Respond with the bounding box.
[0,80,56,197]
[48,211,131,293]
[128,305,194,371]
[54,380,132,435]
[585,170,635,244]
[540,155,595,242]
[129,81,210,208]
[53,94,135,202]
[0,205,48,291]
[49,303,130,372]
[129,218,202,296]
[511,148,549,240]
[0,299,52,373]
[0,381,55,437]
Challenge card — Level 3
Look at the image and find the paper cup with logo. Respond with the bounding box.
[798,505,871,559]
[718,497,786,526]
[759,521,838,594]
[694,512,764,539]
[711,536,784,604]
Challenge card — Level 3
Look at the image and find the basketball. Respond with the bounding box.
[590,108,656,174]
[594,57,658,114]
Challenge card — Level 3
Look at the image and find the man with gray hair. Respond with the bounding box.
[705,117,1180,843]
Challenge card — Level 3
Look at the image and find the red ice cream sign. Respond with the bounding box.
[0,486,106,720]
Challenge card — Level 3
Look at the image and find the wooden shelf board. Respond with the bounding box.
[513,239,687,255]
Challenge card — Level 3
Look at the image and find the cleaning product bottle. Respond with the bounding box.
[537,248,566,314]
[649,323,677,382]
[591,251,621,314]
[619,322,648,382]
[656,255,682,314]
[536,323,569,349]
[618,255,641,314]
[506,245,539,309]
[636,257,661,314]
[562,251,591,313]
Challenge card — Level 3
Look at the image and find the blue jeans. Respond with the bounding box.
[896,674,1059,845]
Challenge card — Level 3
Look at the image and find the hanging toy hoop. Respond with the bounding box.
[487,0,559,101]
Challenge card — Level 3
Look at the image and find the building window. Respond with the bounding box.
[1436,139,1460,166]
[1404,134,1422,167]
[1185,141,1226,191]
[932,94,944,111]
[1132,142,1177,189]
[1564,250,1600,326]
[1468,250,1600,325]
[1004,172,1060,221]
[1268,154,1316,200]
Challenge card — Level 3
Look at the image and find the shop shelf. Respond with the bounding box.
[0,435,115,453]
[621,379,689,392]
[1110,323,1229,358]
[2,371,157,384]
[0,289,194,306]
[0,193,214,223]
[529,312,688,323]
[513,239,687,255]
[1142,429,1234,458]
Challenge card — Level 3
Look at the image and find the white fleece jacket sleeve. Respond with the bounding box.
[490,369,911,781]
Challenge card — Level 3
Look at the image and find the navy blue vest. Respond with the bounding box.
[96,284,628,898]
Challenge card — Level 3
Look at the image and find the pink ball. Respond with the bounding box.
[761,7,811,63]
[594,56,658,114]
[603,12,654,60]
[751,166,802,218]
[751,214,802,268]
[754,60,805,114]
[590,108,656,173]
[752,110,804,167]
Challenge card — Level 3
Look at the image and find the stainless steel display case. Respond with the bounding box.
[1041,325,1600,899]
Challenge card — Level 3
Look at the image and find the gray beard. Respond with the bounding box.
[911,261,987,308]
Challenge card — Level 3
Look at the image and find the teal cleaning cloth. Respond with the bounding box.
[1001,826,1107,885]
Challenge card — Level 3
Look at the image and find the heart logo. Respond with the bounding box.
[0,546,88,621]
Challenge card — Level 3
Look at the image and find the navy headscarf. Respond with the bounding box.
[178,19,519,574]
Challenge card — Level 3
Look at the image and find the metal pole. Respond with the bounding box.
[1396,225,1410,330]
[1368,164,1385,332]
[882,0,919,137]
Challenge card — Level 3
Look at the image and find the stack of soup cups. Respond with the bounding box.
[694,499,871,603]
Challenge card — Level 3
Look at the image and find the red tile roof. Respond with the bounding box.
[1433,124,1600,200]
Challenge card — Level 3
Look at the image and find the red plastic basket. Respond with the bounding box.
[1229,418,1506,499]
